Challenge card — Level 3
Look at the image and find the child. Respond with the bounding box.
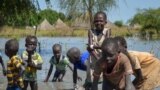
[86,11,112,89]
[67,47,91,89]
[88,11,111,54]
[91,38,135,90]
[115,36,160,90]
[0,51,6,76]
[5,39,25,90]
[22,35,43,90]
[44,44,73,82]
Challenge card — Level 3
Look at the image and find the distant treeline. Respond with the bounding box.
[0,0,66,27]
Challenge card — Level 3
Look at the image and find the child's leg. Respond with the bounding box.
[52,70,60,82]
[58,70,66,82]
[30,81,38,90]
[22,80,29,90]
[102,79,115,90]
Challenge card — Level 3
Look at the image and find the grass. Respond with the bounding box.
[0,26,139,38]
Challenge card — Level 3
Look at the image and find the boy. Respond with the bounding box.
[44,44,73,82]
[5,39,25,90]
[22,35,43,90]
[0,51,6,76]
[91,38,135,90]
[88,11,111,55]
[67,47,90,89]
[115,36,160,90]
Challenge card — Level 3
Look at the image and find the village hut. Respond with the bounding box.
[37,19,54,30]
[54,18,72,30]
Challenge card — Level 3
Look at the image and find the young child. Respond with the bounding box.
[44,44,73,82]
[67,47,91,89]
[91,38,135,90]
[5,39,25,90]
[115,36,160,90]
[88,11,111,55]
[0,51,6,76]
[22,35,43,90]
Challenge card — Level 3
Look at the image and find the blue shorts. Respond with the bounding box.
[53,70,66,78]
[6,85,21,90]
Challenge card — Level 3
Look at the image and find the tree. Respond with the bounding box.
[38,9,66,24]
[114,20,123,27]
[129,8,160,33]
[58,0,117,28]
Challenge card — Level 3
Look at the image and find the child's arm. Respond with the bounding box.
[125,74,136,90]
[132,69,144,85]
[0,56,6,76]
[67,64,82,81]
[44,64,53,82]
[73,66,78,88]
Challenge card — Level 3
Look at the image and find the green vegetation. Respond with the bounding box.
[114,20,123,27]
[59,0,117,28]
[128,8,160,38]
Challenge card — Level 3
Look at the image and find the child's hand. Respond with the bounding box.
[2,69,6,76]
[86,44,94,52]
[28,61,36,67]
[77,76,82,81]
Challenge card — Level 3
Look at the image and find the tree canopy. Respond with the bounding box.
[58,0,117,28]
[129,8,160,32]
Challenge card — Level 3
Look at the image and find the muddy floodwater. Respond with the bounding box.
[1,37,160,90]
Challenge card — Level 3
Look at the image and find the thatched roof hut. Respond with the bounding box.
[54,18,72,30]
[37,19,54,30]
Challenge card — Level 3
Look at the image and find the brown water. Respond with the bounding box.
[1,37,160,90]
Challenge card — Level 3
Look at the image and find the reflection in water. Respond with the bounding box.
[0,37,160,89]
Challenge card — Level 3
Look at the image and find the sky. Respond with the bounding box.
[39,0,160,24]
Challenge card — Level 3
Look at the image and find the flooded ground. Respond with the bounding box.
[1,37,160,90]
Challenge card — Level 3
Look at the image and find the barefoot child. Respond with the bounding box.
[22,35,43,90]
[44,44,73,82]
[115,36,160,90]
[91,38,135,90]
[5,39,25,90]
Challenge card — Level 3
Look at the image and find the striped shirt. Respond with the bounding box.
[6,55,24,88]
[22,51,43,81]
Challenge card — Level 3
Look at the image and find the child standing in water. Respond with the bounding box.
[22,35,43,90]
[91,38,135,90]
[5,39,25,90]
[115,36,160,90]
[44,44,73,82]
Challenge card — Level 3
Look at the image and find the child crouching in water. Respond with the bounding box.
[44,44,74,82]
[5,39,25,90]
[91,38,135,90]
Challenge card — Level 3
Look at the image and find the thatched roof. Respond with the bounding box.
[37,19,54,30]
[54,18,72,30]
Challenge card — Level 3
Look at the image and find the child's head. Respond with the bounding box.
[52,44,62,59]
[67,47,81,64]
[94,11,107,31]
[25,35,37,53]
[114,36,127,53]
[5,39,19,58]
[101,38,119,64]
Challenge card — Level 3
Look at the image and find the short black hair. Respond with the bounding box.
[114,36,127,48]
[25,35,38,44]
[101,37,119,52]
[5,39,19,55]
[94,11,107,20]
[52,43,62,51]
[67,47,80,58]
